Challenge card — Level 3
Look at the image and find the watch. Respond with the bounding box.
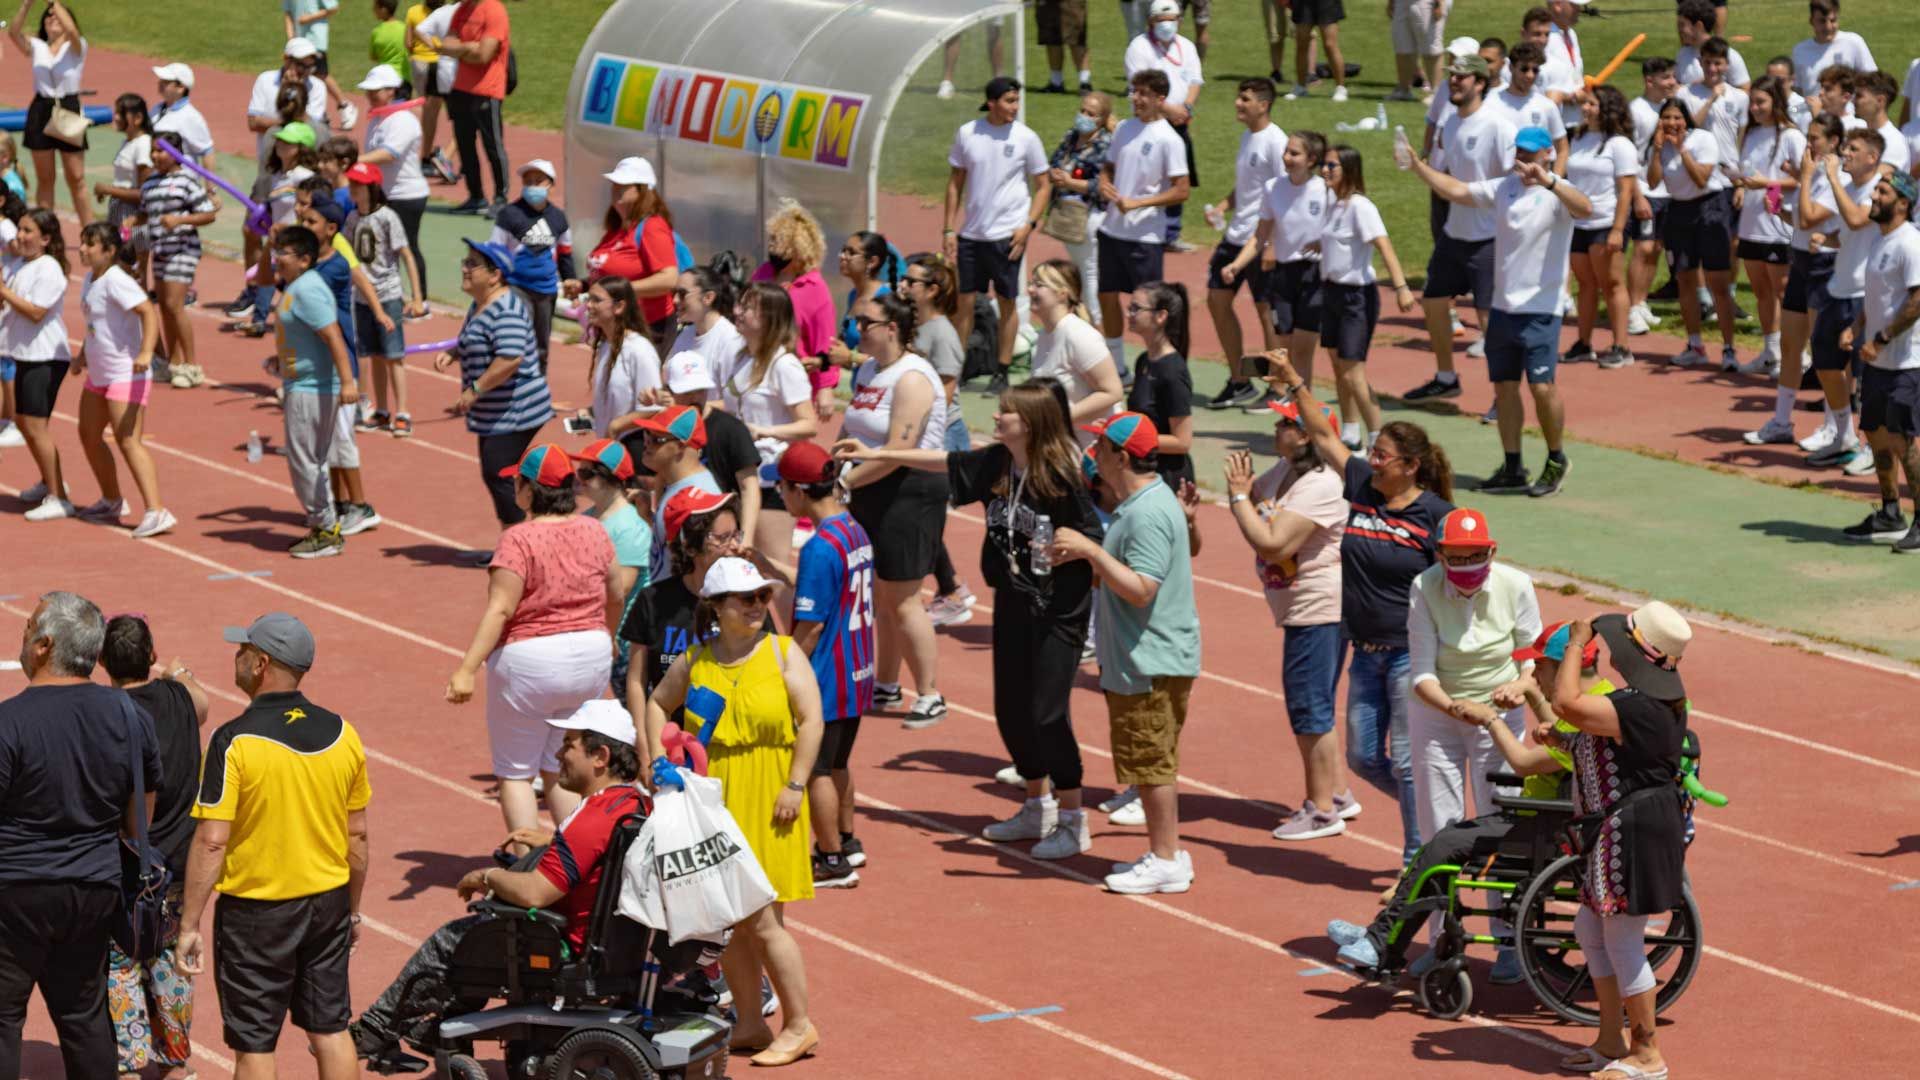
[1230,493,1250,505]
[1873,330,1891,347]
[785,780,805,792]
[1545,173,1558,190]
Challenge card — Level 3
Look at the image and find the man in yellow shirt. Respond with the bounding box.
[176,612,370,1079]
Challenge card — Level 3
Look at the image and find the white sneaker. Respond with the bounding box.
[1103,852,1193,894]
[337,101,359,129]
[983,796,1056,842]
[1738,352,1779,377]
[1670,346,1708,368]
[1285,84,1310,100]
[1626,306,1651,336]
[1098,786,1139,813]
[76,497,128,520]
[1272,802,1348,840]
[936,80,955,100]
[1449,311,1465,336]
[926,594,974,627]
[131,508,177,538]
[1107,798,1146,826]
[1031,812,1090,860]
[1330,85,1349,103]
[1742,419,1796,445]
[1465,337,1486,358]
[1637,303,1663,327]
[1798,425,1838,453]
[1841,445,1878,476]
[994,764,1024,786]
[24,496,75,521]
[0,423,23,448]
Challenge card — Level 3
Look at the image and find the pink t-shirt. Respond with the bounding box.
[1251,462,1347,627]
[752,264,838,390]
[491,515,615,645]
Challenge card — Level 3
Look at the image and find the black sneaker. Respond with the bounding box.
[1206,379,1252,409]
[1039,80,1068,94]
[812,851,861,888]
[978,371,1010,396]
[1562,341,1595,364]
[1597,346,1636,370]
[1241,388,1283,414]
[839,832,867,867]
[224,295,255,318]
[1403,376,1462,402]
[1649,277,1679,301]
[1480,464,1532,493]
[1528,457,1570,498]
[450,197,489,215]
[1843,505,1910,542]
[871,684,904,708]
[1894,523,1920,554]
[487,196,508,219]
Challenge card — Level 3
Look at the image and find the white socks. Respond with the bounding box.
[1764,331,1781,354]
[1773,385,1796,426]
[1078,68,1092,85]
[1835,407,1857,447]
[1106,336,1127,370]
[1341,421,1363,445]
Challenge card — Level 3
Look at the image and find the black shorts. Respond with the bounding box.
[1811,294,1862,372]
[1664,192,1733,272]
[1629,197,1668,243]
[1319,281,1380,360]
[213,885,353,1052]
[13,358,69,418]
[1428,191,1448,245]
[849,468,949,581]
[1424,235,1494,309]
[811,716,864,776]
[1035,0,1088,47]
[1783,249,1835,314]
[1207,238,1271,297]
[956,236,1020,300]
[1862,365,1920,437]
[1266,259,1323,334]
[1097,233,1164,296]
[23,93,86,152]
[312,51,332,78]
[1171,121,1198,189]
[1486,309,1562,384]
[1572,226,1615,253]
[1292,0,1346,25]
[1737,239,1790,265]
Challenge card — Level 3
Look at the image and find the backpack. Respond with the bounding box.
[505,46,518,96]
[959,293,1000,382]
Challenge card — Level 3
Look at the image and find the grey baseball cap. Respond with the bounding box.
[223,612,316,671]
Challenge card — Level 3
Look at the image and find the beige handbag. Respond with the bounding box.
[46,101,89,147]
[1042,198,1089,246]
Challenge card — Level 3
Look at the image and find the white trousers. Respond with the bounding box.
[1407,697,1525,843]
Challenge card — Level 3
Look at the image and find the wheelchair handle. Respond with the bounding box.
[1485,771,1525,787]
[1490,792,1577,814]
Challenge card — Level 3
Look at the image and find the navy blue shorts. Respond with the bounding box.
[1485,309,1562,384]
[1783,249,1834,315]
[1265,258,1323,334]
[957,236,1020,299]
[1096,233,1164,296]
[1282,622,1342,736]
[1811,294,1861,372]
[1319,281,1380,361]
[1207,238,1272,297]
[1423,234,1494,309]
[1628,197,1668,243]
[1862,365,1920,438]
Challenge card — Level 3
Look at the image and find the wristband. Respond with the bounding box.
[1229,493,1250,505]
[785,780,805,792]
[1285,381,1306,397]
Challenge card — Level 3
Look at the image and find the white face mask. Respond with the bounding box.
[1152,20,1178,43]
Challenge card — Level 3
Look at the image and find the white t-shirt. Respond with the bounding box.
[590,333,662,437]
[1829,174,1882,300]
[366,110,430,201]
[666,317,746,400]
[1735,126,1807,244]
[81,266,152,384]
[1251,462,1346,627]
[1865,223,1920,371]
[1097,117,1190,245]
[724,349,812,465]
[1466,176,1576,315]
[1493,87,1566,145]
[1122,34,1205,105]
[1319,194,1387,286]
[1786,91,1814,133]
[1437,104,1518,241]
[1566,132,1638,229]
[28,37,85,98]
[1790,32,1876,96]
[1660,129,1723,201]
[246,68,330,163]
[947,119,1048,241]
[2,256,70,362]
[1227,124,1288,245]
[1679,83,1750,181]
[112,134,154,189]
[1906,60,1920,124]
[1875,121,1912,174]
[152,104,215,166]
[1258,174,1330,263]
[1904,120,1920,178]
[844,354,948,451]
[269,165,316,226]
[1030,312,1118,434]
[1541,25,1584,127]
[1792,165,1838,252]
[1631,96,1670,200]
[1675,44,1751,89]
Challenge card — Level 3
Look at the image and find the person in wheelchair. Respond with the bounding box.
[1327,620,1610,980]
[349,700,643,1067]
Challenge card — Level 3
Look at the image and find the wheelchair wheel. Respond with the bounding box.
[443,1054,487,1080]
[544,1026,658,1080]
[1417,964,1473,1021]
[1514,854,1705,1025]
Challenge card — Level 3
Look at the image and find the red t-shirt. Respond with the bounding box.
[490,515,614,645]
[536,784,642,948]
[587,216,677,324]
[449,0,511,99]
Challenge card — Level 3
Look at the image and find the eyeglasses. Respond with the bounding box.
[1367,446,1411,465]
[1319,161,1339,171]
[703,530,744,547]
[852,314,885,331]
[642,432,673,446]
[1126,303,1154,314]
[460,257,486,271]
[901,275,931,287]
[671,287,690,298]
[1438,551,1492,567]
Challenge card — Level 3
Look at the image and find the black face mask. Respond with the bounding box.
[767,252,791,272]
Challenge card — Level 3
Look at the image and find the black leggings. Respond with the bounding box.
[1365,815,1514,960]
[932,540,961,596]
[991,599,1087,791]
[476,426,541,527]
[447,90,509,203]
[516,289,556,375]
[389,195,428,297]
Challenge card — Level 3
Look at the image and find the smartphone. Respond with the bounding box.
[1248,356,1272,379]
[562,415,594,435]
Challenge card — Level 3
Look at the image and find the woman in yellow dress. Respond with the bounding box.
[644,556,824,1067]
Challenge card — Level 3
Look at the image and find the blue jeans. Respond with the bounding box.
[1281,623,1341,735]
[944,410,970,452]
[1344,643,1420,864]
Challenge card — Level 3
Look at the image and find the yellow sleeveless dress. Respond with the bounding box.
[686,635,814,902]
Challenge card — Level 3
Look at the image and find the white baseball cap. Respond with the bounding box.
[519,158,557,182]
[152,62,195,89]
[700,556,772,598]
[357,65,403,92]
[664,352,716,395]
[1148,0,1181,18]
[284,38,319,61]
[1446,37,1481,58]
[546,698,637,746]
[603,156,657,187]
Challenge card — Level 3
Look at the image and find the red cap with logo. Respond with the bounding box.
[1436,507,1497,548]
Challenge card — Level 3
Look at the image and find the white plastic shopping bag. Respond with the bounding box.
[619,768,776,944]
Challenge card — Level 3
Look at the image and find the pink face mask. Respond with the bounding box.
[1445,558,1493,594]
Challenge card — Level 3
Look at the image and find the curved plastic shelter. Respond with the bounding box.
[563,0,1024,261]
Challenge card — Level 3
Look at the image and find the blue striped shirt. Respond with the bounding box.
[458,291,552,435]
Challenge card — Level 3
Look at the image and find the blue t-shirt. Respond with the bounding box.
[792,513,876,722]
[458,291,553,436]
[277,270,341,394]
[0,683,162,885]
[312,251,359,374]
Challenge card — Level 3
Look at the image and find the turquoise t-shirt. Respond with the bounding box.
[276,270,340,395]
[284,0,337,53]
[600,502,655,576]
[1095,479,1201,695]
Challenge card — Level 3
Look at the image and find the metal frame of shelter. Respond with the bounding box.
[563,0,1025,261]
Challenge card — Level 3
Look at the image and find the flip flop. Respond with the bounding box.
[1560,1047,1617,1073]
[1596,1060,1668,1080]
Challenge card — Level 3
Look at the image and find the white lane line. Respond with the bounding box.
[1703,947,1920,1024]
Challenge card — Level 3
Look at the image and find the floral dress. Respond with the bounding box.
[1565,689,1688,916]
[1049,126,1113,212]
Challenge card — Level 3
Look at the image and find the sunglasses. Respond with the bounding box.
[852,314,885,331]
[460,257,487,271]
[642,432,674,446]
[1319,161,1339,171]
[725,589,775,607]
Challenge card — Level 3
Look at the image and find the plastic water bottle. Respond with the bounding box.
[246,430,263,463]
[1204,203,1226,231]
[1393,125,1415,171]
[1028,514,1055,577]
[1376,103,1389,130]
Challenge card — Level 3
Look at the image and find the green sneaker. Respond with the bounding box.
[1528,457,1570,498]
[289,524,345,559]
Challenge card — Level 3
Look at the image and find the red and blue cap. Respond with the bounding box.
[497,441,575,486]
[637,404,707,449]
[1513,620,1601,667]
[1269,398,1339,429]
[1079,411,1160,458]
[569,437,634,481]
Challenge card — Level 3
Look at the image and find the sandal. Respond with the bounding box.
[1561,1047,1620,1073]
[1596,1061,1668,1080]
